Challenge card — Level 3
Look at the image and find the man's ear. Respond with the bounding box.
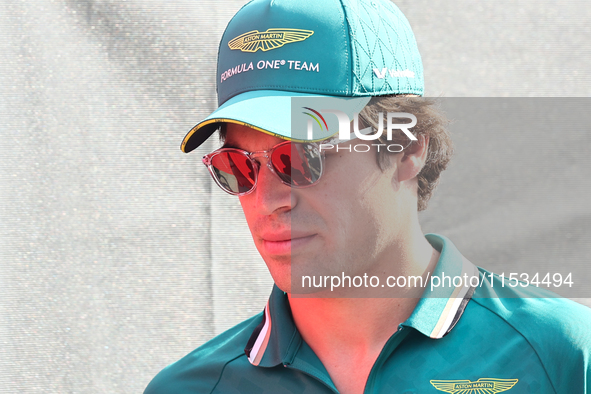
[396,134,429,182]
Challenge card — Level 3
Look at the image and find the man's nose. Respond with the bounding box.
[253,161,294,216]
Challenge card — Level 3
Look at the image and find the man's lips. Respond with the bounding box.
[260,233,317,255]
[260,230,313,242]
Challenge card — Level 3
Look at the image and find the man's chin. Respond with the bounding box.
[264,260,330,296]
[272,278,335,296]
[263,253,348,295]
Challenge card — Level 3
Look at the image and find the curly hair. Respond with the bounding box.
[358,96,453,211]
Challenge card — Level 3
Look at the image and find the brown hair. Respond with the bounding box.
[358,96,453,211]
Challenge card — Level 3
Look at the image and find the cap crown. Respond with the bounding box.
[216,0,424,106]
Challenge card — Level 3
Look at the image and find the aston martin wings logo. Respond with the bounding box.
[430,378,518,394]
[228,28,314,52]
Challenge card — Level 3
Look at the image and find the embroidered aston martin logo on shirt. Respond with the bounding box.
[430,378,518,393]
[228,29,314,52]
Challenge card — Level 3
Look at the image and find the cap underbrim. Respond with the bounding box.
[181,90,370,153]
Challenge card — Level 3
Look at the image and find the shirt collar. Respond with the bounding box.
[244,284,300,367]
[244,233,478,367]
[402,233,479,338]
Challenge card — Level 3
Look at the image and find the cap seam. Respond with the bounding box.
[334,0,352,95]
[219,86,424,104]
[223,86,352,98]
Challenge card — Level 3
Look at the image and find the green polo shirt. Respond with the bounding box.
[144,234,591,393]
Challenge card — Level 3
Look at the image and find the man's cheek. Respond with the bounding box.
[238,202,257,231]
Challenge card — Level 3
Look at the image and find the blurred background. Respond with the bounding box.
[1,0,590,392]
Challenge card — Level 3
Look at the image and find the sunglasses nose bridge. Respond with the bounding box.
[248,151,272,169]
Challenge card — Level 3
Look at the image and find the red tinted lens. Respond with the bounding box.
[271,142,321,186]
[210,150,256,194]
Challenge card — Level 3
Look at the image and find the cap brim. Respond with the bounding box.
[181,90,370,153]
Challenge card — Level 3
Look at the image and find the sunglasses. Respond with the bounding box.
[202,141,324,196]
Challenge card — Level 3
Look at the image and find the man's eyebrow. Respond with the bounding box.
[220,142,242,150]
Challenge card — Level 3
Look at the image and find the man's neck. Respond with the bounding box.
[287,234,440,394]
[288,239,439,349]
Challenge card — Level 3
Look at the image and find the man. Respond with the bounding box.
[145,0,591,392]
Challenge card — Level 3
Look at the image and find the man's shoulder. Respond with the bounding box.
[472,283,591,344]
[144,312,263,394]
[469,268,591,391]
[471,267,591,331]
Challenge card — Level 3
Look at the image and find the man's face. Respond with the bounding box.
[224,123,412,294]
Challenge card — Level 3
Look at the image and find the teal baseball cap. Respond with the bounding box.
[181,0,424,153]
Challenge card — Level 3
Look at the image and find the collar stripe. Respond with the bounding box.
[429,257,478,339]
[247,300,272,366]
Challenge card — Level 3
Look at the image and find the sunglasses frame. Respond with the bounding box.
[202,140,325,196]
